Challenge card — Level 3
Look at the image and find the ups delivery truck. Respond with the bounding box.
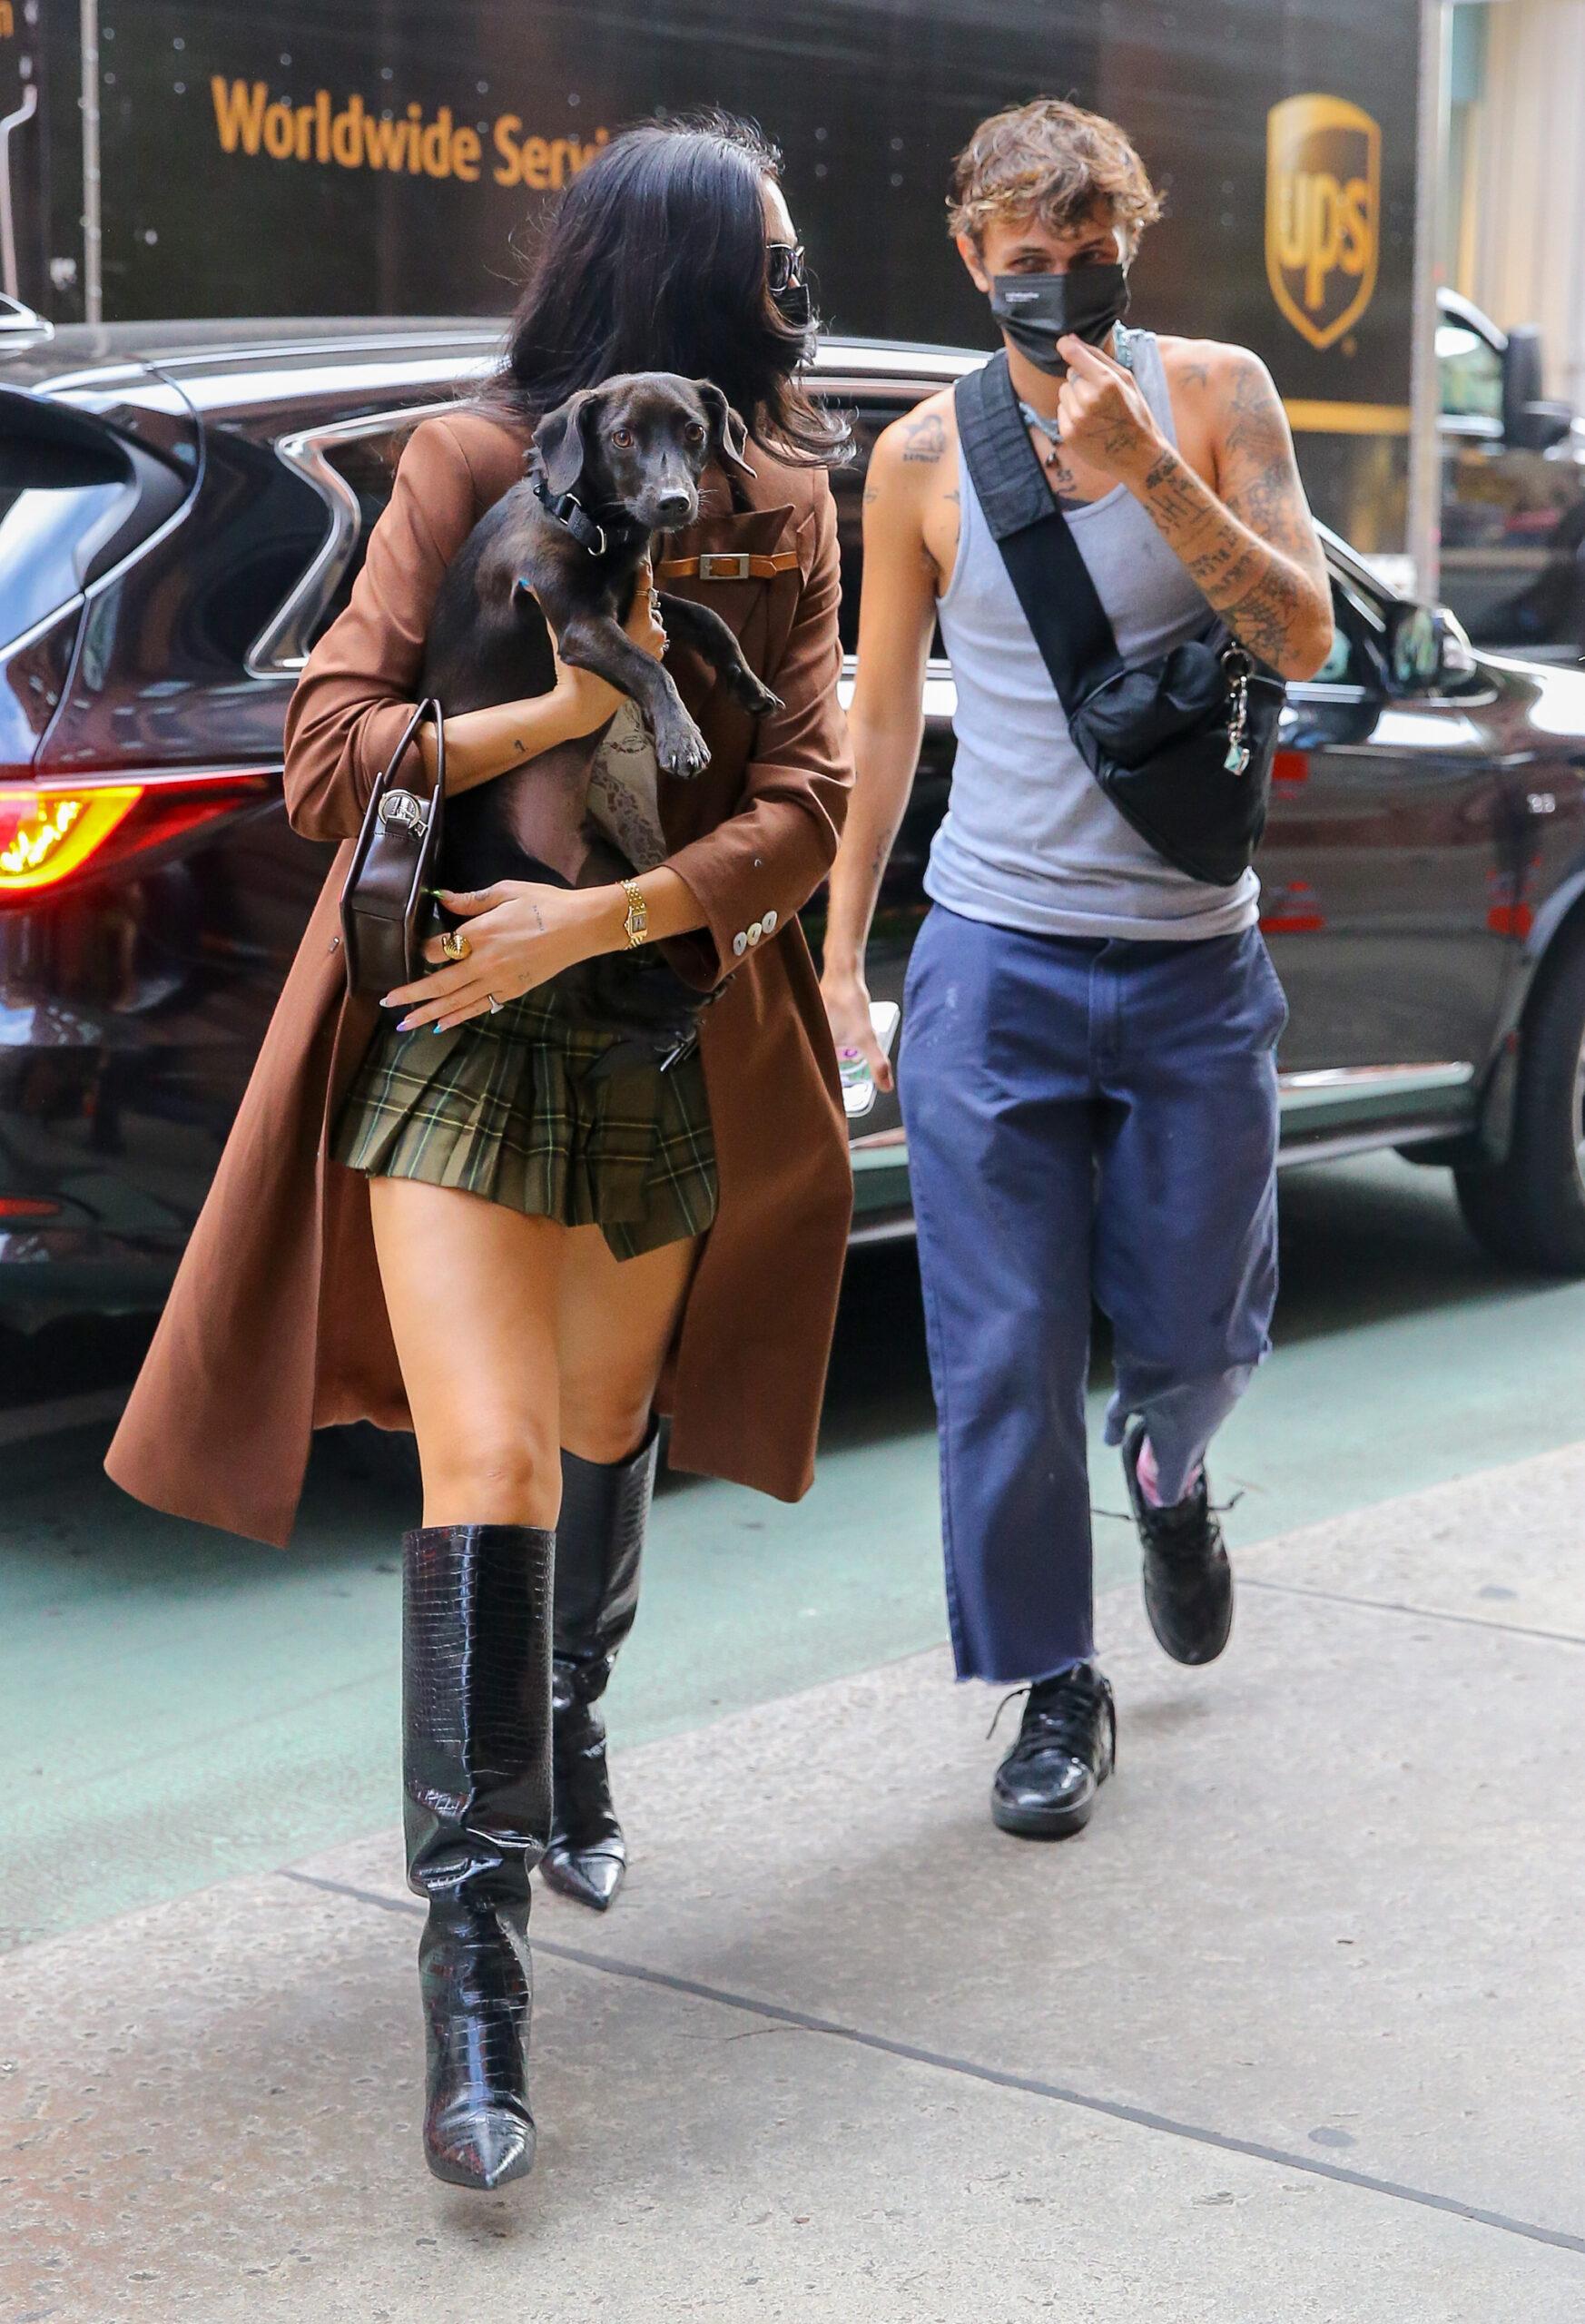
[2,0,1582,654]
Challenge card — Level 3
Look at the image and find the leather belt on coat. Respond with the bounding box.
[654,549,801,582]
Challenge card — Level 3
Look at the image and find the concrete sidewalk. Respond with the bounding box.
[5,1446,1585,2320]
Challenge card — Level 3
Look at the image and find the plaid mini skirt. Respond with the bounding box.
[331,986,718,1261]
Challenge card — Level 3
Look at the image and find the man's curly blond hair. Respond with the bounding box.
[947,97,1164,258]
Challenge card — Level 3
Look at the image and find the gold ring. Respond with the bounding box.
[439,927,471,962]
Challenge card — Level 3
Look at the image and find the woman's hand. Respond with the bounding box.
[382,881,615,1030]
[547,558,669,737]
[821,960,894,1096]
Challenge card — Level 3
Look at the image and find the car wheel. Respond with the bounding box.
[1455,933,1585,1274]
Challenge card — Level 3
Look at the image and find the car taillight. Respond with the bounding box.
[0,771,274,901]
[0,786,143,891]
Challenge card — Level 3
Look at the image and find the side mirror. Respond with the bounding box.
[1516,401,1574,453]
[1501,324,1576,451]
[1383,600,1475,694]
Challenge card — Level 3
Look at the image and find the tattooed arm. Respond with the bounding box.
[820,400,946,1092]
[1056,335,1334,680]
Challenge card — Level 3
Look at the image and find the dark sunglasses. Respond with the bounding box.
[765,241,806,295]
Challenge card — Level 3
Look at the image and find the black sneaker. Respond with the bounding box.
[1121,1420,1235,1666]
[989,1662,1116,1839]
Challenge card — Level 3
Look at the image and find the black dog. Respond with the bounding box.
[421,373,781,1047]
[424,370,781,782]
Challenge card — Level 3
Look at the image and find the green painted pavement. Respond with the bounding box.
[3,1151,1582,1950]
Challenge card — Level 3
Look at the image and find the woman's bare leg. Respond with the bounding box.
[368,1176,569,1528]
[556,1226,703,1463]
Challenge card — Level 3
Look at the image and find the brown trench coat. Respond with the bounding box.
[104,409,855,1547]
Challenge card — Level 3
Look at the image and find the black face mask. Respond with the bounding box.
[989,263,1130,374]
[772,277,813,333]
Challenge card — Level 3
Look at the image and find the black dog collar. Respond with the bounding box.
[531,475,609,556]
[530,475,653,561]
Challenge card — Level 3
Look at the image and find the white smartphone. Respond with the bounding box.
[839,1000,902,1119]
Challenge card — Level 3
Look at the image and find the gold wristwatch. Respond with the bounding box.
[620,877,650,949]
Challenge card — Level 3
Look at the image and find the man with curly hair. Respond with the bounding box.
[823,98,1334,1840]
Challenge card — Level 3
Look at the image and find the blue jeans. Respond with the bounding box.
[900,906,1286,1685]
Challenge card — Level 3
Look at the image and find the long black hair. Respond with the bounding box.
[481,112,845,466]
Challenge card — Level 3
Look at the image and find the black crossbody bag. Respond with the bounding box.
[953,349,1286,888]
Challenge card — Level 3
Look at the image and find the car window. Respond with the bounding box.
[0,434,139,654]
[303,419,424,645]
[1437,320,1503,422]
[0,396,192,656]
[825,396,900,655]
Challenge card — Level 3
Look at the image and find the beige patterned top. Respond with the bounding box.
[584,699,668,873]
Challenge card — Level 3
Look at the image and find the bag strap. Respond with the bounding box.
[379,694,444,804]
[953,352,1123,712]
[424,695,444,803]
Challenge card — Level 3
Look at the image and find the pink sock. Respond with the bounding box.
[1137,1435,1202,1511]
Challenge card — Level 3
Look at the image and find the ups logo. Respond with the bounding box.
[1265,94,1380,350]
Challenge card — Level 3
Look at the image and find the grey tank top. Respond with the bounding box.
[927,329,1260,940]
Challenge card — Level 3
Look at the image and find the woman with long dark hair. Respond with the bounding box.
[106,114,853,2189]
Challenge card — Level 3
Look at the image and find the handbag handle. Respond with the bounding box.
[375,693,444,822]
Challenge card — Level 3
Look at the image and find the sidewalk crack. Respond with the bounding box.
[278,1866,1585,2257]
[1242,1574,1585,1648]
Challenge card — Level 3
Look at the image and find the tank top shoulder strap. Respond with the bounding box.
[1117,327,1178,451]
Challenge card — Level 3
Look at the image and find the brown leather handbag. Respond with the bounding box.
[339,696,446,997]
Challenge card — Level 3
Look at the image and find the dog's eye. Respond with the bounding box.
[684,423,706,444]
[611,428,634,448]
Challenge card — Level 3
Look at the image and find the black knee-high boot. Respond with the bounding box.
[541,1421,658,1913]
[403,1521,554,2189]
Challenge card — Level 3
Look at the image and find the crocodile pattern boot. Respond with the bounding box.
[403,1521,554,2188]
[542,1421,659,1912]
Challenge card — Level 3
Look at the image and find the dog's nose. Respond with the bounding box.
[655,490,694,523]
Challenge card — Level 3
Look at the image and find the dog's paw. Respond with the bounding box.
[655,714,711,779]
[735,675,784,719]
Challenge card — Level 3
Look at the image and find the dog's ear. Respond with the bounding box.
[692,380,756,478]
[533,388,601,498]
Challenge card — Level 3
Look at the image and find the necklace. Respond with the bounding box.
[1019,399,1064,468]
[1017,329,1135,467]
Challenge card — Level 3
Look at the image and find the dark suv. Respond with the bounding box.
[6,314,1585,1330]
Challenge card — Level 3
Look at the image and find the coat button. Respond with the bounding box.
[732,931,748,957]
[762,909,778,934]
[747,921,763,947]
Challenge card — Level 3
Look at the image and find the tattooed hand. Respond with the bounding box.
[1054,338,1168,484]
